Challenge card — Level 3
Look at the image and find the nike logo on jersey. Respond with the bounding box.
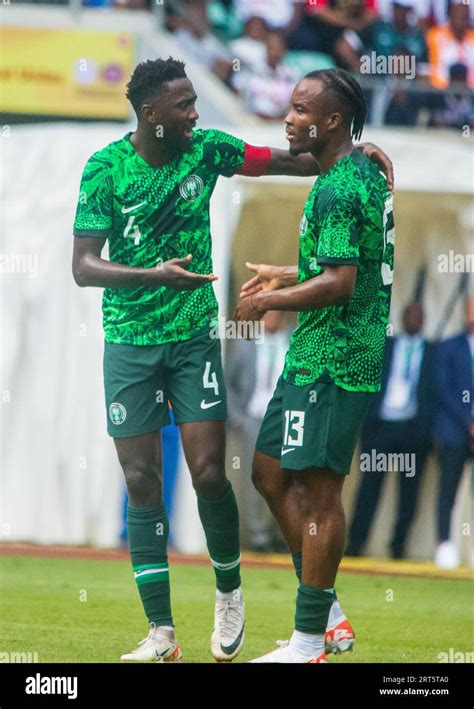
[281,447,296,455]
[121,201,146,214]
[200,400,222,409]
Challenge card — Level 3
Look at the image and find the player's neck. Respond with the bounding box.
[130,128,177,168]
[312,138,354,174]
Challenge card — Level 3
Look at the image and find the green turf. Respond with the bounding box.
[0,555,472,663]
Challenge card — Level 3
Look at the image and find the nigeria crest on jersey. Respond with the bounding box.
[179,175,204,201]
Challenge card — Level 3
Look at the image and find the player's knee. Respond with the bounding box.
[293,476,340,517]
[190,457,226,499]
[252,451,284,500]
[122,460,162,505]
[251,459,266,494]
[252,458,276,499]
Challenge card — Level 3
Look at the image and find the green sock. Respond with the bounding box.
[292,552,302,582]
[127,503,173,627]
[295,584,336,634]
[197,481,241,593]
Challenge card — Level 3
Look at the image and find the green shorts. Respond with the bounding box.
[103,325,227,438]
[255,371,373,474]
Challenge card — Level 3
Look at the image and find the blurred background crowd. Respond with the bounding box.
[15,0,474,128]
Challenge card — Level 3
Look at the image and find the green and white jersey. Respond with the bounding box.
[284,149,395,392]
[73,129,245,345]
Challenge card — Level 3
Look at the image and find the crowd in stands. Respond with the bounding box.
[164,0,474,127]
[31,0,474,126]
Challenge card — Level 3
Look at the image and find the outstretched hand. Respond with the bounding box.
[239,262,284,300]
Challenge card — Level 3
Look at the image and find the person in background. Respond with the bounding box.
[229,15,269,71]
[427,0,474,90]
[383,46,424,126]
[226,308,293,552]
[232,30,298,119]
[369,0,429,70]
[170,0,234,82]
[287,0,378,70]
[347,302,437,559]
[429,62,474,129]
[233,0,295,31]
[433,297,473,569]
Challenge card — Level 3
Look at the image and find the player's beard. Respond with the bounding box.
[164,132,191,156]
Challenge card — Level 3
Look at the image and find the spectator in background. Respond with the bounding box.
[347,302,437,559]
[226,310,293,552]
[383,46,424,125]
[369,0,429,70]
[427,0,474,89]
[433,297,473,569]
[229,15,269,71]
[233,0,295,31]
[429,62,474,129]
[287,0,378,70]
[232,30,298,119]
[171,0,234,82]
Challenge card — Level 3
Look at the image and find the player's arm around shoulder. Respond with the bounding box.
[237,143,393,187]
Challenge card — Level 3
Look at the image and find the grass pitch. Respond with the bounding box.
[0,555,472,663]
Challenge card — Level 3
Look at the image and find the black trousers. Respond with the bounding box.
[347,420,430,557]
[437,443,472,542]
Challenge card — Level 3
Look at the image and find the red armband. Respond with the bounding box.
[237,143,271,177]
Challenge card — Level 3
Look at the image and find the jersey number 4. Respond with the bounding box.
[124,215,141,246]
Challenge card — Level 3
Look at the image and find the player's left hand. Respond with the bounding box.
[234,295,265,332]
[358,143,394,192]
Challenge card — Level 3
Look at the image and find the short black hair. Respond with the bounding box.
[304,68,368,141]
[126,58,187,114]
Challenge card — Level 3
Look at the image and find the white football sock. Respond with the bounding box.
[216,587,242,601]
[328,600,346,628]
[289,629,325,656]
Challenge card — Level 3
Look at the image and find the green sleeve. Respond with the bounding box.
[316,184,360,265]
[203,129,245,178]
[73,155,113,238]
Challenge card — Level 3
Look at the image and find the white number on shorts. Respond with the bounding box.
[123,215,141,246]
[203,361,219,396]
[381,194,395,286]
[284,410,305,447]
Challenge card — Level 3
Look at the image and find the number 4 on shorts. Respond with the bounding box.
[203,361,219,396]
[284,410,305,447]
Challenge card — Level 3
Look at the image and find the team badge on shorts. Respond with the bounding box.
[179,175,204,201]
[109,402,127,425]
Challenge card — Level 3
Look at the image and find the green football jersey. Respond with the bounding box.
[73,129,245,345]
[284,148,395,392]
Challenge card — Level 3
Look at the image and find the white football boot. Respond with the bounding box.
[121,626,182,663]
[250,640,327,663]
[211,587,245,662]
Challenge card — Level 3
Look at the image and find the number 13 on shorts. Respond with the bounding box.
[283,410,305,447]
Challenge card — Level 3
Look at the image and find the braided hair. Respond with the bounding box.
[126,58,187,114]
[304,68,367,141]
